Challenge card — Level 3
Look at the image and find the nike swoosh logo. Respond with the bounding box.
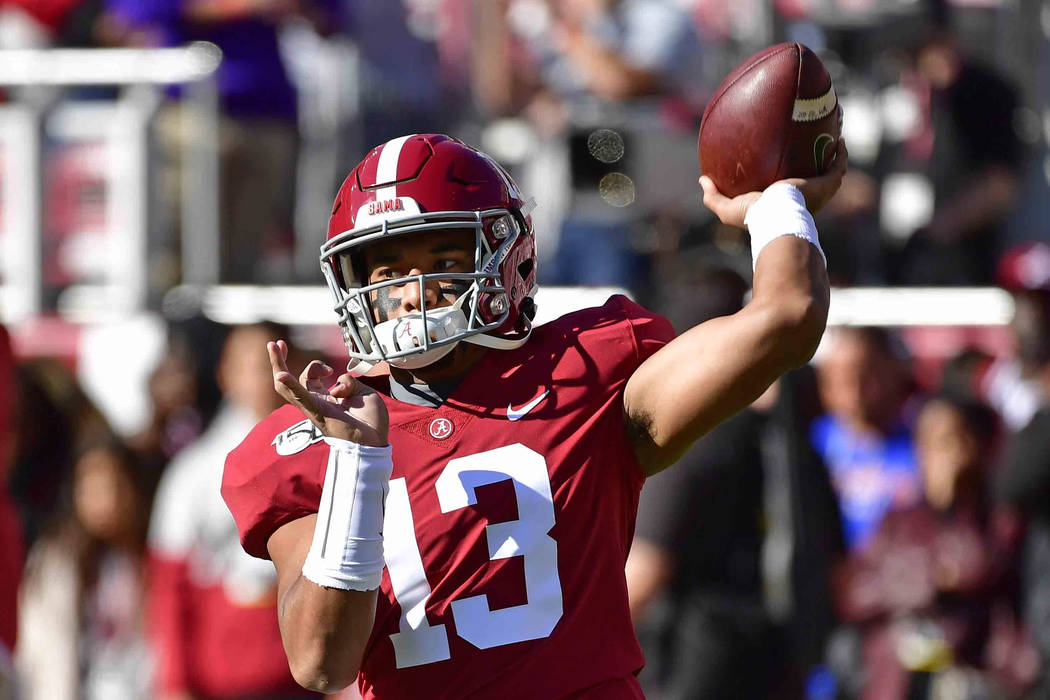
[507,390,550,421]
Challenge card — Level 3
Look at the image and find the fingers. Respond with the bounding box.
[267,339,288,376]
[699,175,749,228]
[699,175,725,211]
[268,341,324,425]
[810,140,848,210]
[276,372,325,424]
[328,373,389,446]
[299,360,333,394]
[828,139,848,177]
[329,373,363,399]
[267,341,296,396]
[777,139,848,214]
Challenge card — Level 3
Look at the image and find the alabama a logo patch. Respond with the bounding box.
[272,419,325,455]
[429,417,454,440]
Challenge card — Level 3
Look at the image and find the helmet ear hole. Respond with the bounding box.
[517,258,534,281]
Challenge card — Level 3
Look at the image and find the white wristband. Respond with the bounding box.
[743,182,826,271]
[302,438,393,591]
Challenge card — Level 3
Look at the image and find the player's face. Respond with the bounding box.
[362,229,476,324]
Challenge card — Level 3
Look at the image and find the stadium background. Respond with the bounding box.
[2,0,1050,698]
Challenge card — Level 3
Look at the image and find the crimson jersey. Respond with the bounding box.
[223,295,674,699]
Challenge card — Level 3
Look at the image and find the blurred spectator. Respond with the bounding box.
[812,327,921,553]
[16,439,154,700]
[835,395,1035,700]
[341,0,456,155]
[9,358,111,549]
[8,358,114,697]
[812,169,882,287]
[147,322,314,700]
[472,0,704,293]
[976,242,1050,433]
[892,2,1022,285]
[127,316,228,492]
[628,268,843,699]
[995,331,1050,697]
[100,0,339,283]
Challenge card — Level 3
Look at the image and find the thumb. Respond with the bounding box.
[699,175,722,204]
[329,373,365,399]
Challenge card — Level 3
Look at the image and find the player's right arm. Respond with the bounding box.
[624,143,846,475]
[264,341,391,693]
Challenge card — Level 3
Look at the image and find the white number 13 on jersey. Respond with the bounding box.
[384,443,563,668]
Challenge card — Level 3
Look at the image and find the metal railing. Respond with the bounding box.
[0,42,221,322]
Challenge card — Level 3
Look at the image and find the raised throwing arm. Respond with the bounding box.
[624,143,846,475]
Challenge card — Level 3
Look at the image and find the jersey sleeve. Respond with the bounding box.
[555,295,674,488]
[537,294,675,388]
[221,406,329,560]
[611,294,676,368]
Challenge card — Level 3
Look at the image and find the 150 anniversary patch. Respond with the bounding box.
[272,419,325,455]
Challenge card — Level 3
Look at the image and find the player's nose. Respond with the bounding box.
[399,269,442,313]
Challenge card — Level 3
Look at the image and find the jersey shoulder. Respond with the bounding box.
[221,404,328,560]
[531,294,674,378]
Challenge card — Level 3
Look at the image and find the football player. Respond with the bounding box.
[223,133,846,699]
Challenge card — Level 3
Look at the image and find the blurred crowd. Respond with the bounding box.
[628,245,1050,700]
[0,0,1046,300]
[2,0,1050,699]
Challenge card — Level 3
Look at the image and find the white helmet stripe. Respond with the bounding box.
[375,134,415,203]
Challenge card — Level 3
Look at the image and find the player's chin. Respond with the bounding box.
[428,342,468,371]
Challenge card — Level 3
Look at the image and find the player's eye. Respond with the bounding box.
[434,259,462,272]
[375,268,405,281]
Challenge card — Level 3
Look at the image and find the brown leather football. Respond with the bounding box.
[698,43,841,198]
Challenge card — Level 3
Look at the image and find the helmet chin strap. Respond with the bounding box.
[462,329,530,350]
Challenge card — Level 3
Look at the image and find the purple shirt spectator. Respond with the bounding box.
[105,0,309,121]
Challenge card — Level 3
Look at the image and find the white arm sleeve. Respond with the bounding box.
[743,182,826,271]
[301,438,393,591]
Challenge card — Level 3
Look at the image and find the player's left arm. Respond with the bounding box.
[624,142,846,476]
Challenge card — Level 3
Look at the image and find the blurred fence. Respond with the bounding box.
[0,43,221,323]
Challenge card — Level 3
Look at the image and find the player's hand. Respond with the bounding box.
[782,139,848,215]
[268,340,389,447]
[700,139,849,228]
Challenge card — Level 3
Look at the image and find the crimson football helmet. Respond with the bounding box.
[321,134,538,371]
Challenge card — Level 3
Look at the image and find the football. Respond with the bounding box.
[698,42,841,198]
